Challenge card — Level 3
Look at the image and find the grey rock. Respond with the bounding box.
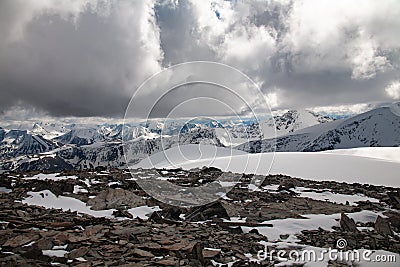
[68,247,89,259]
[374,216,393,236]
[340,213,359,232]
[87,188,145,210]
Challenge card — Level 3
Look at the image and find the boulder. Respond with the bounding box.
[131,248,154,258]
[3,233,39,248]
[374,216,393,236]
[340,213,359,232]
[68,247,89,259]
[387,190,400,209]
[188,242,204,264]
[35,237,53,250]
[202,248,221,258]
[113,209,134,219]
[164,241,204,264]
[87,188,145,210]
[185,202,229,221]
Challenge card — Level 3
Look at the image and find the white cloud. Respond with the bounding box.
[265,91,280,109]
[311,103,371,115]
[219,25,276,71]
[0,0,108,43]
[385,80,400,99]
[190,0,236,41]
[282,0,398,78]
[350,38,392,80]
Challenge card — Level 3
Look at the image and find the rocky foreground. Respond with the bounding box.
[0,168,399,266]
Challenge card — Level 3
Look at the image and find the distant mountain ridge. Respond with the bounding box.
[0,128,58,159]
[258,109,333,139]
[1,107,398,172]
[237,106,400,153]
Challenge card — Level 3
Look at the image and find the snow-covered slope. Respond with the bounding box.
[212,110,332,147]
[2,127,229,171]
[260,109,332,139]
[123,127,227,166]
[237,106,400,153]
[137,144,247,169]
[55,127,103,145]
[0,129,58,159]
[321,147,400,163]
[0,125,230,171]
[1,106,398,173]
[136,144,400,187]
[215,123,263,147]
[30,122,68,139]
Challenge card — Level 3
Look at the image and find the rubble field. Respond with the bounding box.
[0,168,399,266]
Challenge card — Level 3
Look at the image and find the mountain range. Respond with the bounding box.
[237,106,400,153]
[0,106,398,172]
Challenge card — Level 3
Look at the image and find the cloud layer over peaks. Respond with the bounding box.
[0,0,399,118]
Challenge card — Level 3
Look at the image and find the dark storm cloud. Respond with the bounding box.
[155,0,217,65]
[266,70,398,110]
[124,62,269,119]
[0,0,162,117]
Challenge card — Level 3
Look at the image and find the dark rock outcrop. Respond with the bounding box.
[340,213,359,232]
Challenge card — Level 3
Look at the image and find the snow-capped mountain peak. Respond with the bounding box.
[1,107,398,172]
[237,106,400,153]
[260,109,333,139]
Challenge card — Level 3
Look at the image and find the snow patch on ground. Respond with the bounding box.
[24,173,78,181]
[127,206,161,220]
[73,185,88,194]
[321,147,400,163]
[22,190,115,218]
[293,187,380,206]
[42,249,67,257]
[223,217,247,223]
[261,185,379,205]
[108,181,122,187]
[22,190,160,220]
[0,187,12,193]
[242,210,383,241]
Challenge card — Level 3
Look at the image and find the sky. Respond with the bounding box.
[0,0,399,120]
